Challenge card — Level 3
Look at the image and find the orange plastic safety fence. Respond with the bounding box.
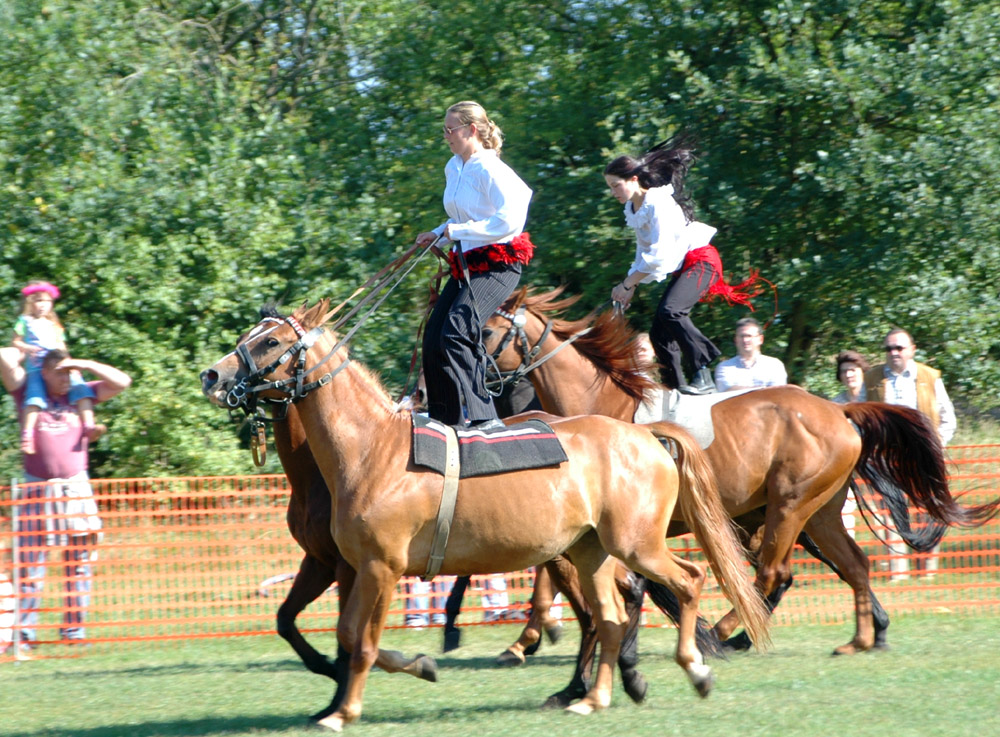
[0,446,998,661]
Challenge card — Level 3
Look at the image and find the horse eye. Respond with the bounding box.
[265,337,279,348]
[482,328,494,339]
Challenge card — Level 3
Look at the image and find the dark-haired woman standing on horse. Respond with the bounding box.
[415,101,534,430]
[604,136,757,395]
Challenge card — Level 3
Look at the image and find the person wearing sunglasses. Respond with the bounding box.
[415,101,534,430]
[864,327,956,579]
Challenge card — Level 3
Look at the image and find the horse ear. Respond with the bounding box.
[294,299,331,329]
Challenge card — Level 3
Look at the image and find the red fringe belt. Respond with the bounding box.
[448,232,535,280]
[683,244,762,309]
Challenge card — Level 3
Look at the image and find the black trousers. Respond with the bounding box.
[422,263,522,425]
[649,260,721,389]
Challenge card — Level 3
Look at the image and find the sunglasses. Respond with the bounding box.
[442,123,469,136]
[884,345,909,352]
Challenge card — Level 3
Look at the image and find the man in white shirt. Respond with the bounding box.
[714,317,787,391]
[863,328,956,579]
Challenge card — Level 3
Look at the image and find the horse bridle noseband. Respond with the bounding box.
[225,315,352,411]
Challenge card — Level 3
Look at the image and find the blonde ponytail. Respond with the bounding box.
[446,100,505,156]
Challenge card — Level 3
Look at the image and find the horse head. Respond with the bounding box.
[482,286,657,403]
[201,299,343,410]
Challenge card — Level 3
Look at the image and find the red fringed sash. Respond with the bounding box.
[448,232,535,280]
[683,244,762,309]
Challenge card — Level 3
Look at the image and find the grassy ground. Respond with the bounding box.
[2,614,999,737]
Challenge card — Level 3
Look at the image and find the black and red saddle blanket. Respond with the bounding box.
[412,414,568,478]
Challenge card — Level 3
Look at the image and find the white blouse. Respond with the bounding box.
[432,149,533,253]
[624,185,717,282]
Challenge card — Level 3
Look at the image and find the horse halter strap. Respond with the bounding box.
[488,305,589,391]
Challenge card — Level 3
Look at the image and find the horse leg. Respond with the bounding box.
[564,549,626,716]
[496,564,559,666]
[540,555,597,709]
[623,546,712,697]
[317,562,397,732]
[712,507,801,644]
[442,575,470,652]
[796,528,890,651]
[614,567,648,704]
[802,500,877,655]
[526,564,564,651]
[278,555,340,679]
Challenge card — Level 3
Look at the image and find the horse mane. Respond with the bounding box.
[511,287,659,402]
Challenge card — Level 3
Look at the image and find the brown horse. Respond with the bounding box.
[225,307,437,722]
[202,300,770,731]
[483,287,999,655]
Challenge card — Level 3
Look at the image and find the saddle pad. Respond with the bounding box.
[412,414,568,478]
[634,386,759,449]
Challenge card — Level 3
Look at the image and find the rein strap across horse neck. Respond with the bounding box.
[488,305,591,392]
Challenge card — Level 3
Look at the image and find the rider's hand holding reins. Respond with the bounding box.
[611,280,634,309]
[416,225,452,247]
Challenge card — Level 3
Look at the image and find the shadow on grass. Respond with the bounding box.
[6,694,553,737]
[434,653,581,671]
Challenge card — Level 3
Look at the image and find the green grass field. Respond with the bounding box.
[3,615,999,737]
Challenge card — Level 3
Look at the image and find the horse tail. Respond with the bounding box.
[843,403,1000,550]
[647,422,771,651]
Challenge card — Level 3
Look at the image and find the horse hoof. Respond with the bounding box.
[415,654,439,682]
[545,623,563,645]
[442,628,461,653]
[832,642,871,656]
[565,702,595,716]
[495,648,525,667]
[623,670,648,704]
[688,663,715,698]
[542,690,578,709]
[316,714,346,732]
[719,631,752,652]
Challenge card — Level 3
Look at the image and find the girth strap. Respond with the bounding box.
[423,424,461,581]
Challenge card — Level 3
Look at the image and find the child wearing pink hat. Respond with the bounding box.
[7,281,96,454]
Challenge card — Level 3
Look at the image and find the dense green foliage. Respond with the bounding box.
[2,1,998,478]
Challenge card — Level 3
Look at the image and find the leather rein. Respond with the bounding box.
[224,238,441,466]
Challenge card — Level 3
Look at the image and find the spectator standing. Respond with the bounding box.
[1,348,131,651]
[831,350,872,539]
[714,317,788,391]
[832,350,870,404]
[864,328,955,578]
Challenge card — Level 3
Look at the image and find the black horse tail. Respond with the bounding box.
[843,402,1000,551]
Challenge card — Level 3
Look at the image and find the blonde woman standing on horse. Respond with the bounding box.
[604,136,757,395]
[415,101,534,429]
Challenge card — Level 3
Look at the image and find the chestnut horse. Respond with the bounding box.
[483,287,999,655]
[228,311,437,722]
[202,300,770,731]
[234,309,648,713]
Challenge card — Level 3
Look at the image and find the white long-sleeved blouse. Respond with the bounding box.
[624,184,717,283]
[432,149,533,253]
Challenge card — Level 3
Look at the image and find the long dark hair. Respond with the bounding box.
[604,133,699,221]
